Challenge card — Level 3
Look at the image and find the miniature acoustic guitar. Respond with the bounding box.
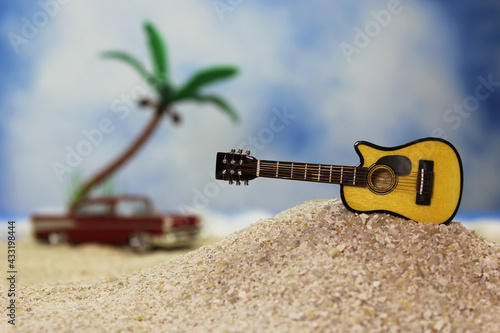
[215,138,463,224]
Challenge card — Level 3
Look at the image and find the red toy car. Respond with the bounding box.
[31,195,201,252]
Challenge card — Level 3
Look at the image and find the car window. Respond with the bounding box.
[74,203,111,217]
[115,200,151,217]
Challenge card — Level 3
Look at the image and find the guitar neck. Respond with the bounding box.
[256,160,368,187]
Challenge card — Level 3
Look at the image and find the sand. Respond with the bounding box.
[2,198,500,332]
[3,236,219,287]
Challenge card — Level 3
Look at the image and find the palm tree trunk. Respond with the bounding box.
[74,107,166,205]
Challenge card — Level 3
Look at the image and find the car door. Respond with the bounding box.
[72,201,118,244]
[114,199,158,235]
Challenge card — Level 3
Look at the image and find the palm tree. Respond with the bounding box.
[72,21,239,205]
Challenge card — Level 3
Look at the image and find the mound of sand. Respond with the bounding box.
[3,199,500,332]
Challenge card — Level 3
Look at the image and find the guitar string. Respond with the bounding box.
[224,155,431,179]
[254,164,431,187]
[223,174,429,193]
[254,167,428,184]
[254,174,428,193]
[230,164,432,193]
[253,164,430,184]
[249,163,431,191]
[256,162,427,177]
[257,162,426,177]
[222,170,431,194]
[225,160,433,187]
[221,169,431,193]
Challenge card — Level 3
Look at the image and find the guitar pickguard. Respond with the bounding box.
[375,155,411,176]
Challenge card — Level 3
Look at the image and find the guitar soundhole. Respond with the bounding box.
[368,165,397,194]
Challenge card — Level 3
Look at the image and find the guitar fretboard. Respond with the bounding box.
[257,160,368,187]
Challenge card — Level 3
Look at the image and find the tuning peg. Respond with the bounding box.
[246,150,251,155]
[237,148,243,154]
[244,180,249,186]
[228,180,234,185]
[230,148,236,153]
[236,181,241,186]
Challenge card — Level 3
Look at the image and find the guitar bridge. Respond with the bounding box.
[416,160,434,205]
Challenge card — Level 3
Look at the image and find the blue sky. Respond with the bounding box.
[0,0,499,218]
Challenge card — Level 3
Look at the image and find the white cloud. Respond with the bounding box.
[3,1,299,212]
[200,208,274,238]
[5,0,483,216]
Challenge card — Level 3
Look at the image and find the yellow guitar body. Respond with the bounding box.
[341,138,463,224]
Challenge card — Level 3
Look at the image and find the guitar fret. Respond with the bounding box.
[250,159,368,187]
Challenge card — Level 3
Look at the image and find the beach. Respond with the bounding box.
[1,198,500,332]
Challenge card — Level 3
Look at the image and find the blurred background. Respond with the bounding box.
[1,0,499,237]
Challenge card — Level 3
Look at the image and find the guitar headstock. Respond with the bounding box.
[215,149,258,185]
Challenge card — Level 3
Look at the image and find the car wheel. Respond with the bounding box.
[128,233,153,253]
[47,232,67,245]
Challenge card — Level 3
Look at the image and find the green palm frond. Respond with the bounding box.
[101,51,157,86]
[101,21,239,122]
[99,176,117,197]
[173,66,238,101]
[64,171,84,207]
[144,21,169,84]
[193,94,239,122]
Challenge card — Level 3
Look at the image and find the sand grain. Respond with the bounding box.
[2,199,500,332]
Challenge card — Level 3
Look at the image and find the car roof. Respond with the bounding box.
[76,195,150,205]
